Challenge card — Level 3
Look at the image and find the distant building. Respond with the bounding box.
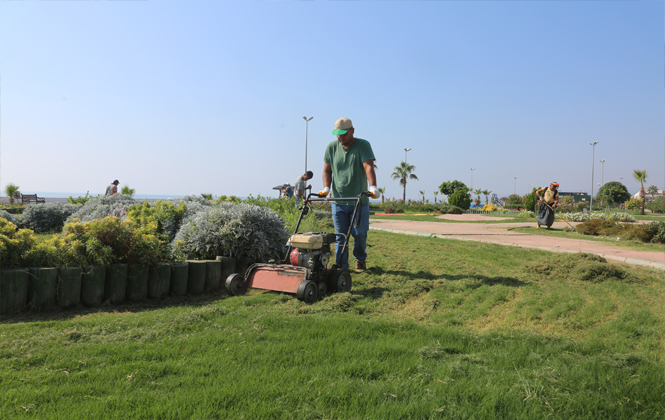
[559,191,589,203]
[633,189,664,201]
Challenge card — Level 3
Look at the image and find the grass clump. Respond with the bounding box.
[576,219,665,243]
[525,253,630,283]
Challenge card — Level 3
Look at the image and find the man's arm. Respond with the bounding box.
[363,160,377,187]
[322,162,332,189]
[535,187,546,200]
[363,160,378,198]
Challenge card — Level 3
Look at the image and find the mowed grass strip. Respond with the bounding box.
[1,231,664,419]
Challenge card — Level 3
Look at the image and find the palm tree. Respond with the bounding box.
[482,189,491,205]
[5,183,20,204]
[391,162,418,202]
[473,189,482,204]
[646,185,658,201]
[433,191,439,204]
[377,187,386,204]
[419,190,426,204]
[632,169,648,215]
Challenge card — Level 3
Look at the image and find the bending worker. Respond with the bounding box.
[319,118,379,273]
[535,182,560,229]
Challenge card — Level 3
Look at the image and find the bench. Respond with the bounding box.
[21,194,46,204]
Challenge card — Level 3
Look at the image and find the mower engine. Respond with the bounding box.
[289,232,337,281]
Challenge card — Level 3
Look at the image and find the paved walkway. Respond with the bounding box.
[370,214,665,270]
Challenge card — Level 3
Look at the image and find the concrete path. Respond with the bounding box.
[370,215,665,270]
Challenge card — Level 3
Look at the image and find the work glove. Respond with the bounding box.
[369,186,379,199]
[318,187,330,197]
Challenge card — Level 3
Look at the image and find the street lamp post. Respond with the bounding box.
[470,168,475,190]
[599,159,605,186]
[588,141,598,210]
[514,177,518,195]
[404,148,412,163]
[303,116,313,172]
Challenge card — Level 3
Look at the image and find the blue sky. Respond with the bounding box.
[1,1,663,200]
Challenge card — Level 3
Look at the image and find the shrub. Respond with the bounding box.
[625,198,642,211]
[644,221,665,244]
[126,200,188,242]
[576,220,618,236]
[482,203,497,212]
[517,210,535,218]
[32,217,170,267]
[646,197,665,214]
[68,192,95,205]
[0,218,36,269]
[524,191,537,212]
[559,211,636,223]
[448,205,464,214]
[21,203,81,233]
[448,190,471,210]
[173,203,289,263]
[242,194,326,233]
[0,209,18,225]
[383,199,406,214]
[66,194,140,224]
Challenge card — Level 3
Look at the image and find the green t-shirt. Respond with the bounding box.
[324,137,375,205]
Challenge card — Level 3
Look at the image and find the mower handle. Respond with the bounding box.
[306,191,371,202]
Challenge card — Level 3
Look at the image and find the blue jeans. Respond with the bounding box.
[331,203,370,270]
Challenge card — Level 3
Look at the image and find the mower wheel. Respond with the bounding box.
[317,281,328,297]
[225,273,247,296]
[330,269,352,293]
[296,280,318,304]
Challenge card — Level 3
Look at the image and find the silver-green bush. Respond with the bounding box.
[173,203,289,263]
[22,203,82,233]
[0,209,18,225]
[558,211,636,223]
[66,194,140,224]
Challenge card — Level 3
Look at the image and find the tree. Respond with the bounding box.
[482,190,491,205]
[646,185,659,201]
[473,189,482,205]
[391,162,418,202]
[596,181,631,206]
[419,190,426,204]
[632,169,648,215]
[377,187,386,204]
[5,183,20,204]
[438,180,468,198]
[433,191,439,204]
[449,190,471,210]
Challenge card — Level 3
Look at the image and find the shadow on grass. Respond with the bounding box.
[1,290,235,325]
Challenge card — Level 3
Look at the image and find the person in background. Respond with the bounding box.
[105,180,119,196]
[294,171,313,207]
[535,182,560,229]
[319,118,379,273]
[281,183,294,199]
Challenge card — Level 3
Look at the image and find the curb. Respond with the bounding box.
[369,226,665,271]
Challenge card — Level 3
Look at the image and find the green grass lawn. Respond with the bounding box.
[2,231,664,419]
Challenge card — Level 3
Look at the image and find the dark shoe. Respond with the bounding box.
[355,260,366,273]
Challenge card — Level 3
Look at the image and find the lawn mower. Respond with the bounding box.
[224,191,371,303]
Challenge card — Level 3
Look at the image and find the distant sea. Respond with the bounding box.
[34,192,188,200]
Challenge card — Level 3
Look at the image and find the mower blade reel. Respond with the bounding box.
[246,266,307,294]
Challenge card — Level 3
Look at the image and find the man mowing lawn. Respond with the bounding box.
[320,117,379,273]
